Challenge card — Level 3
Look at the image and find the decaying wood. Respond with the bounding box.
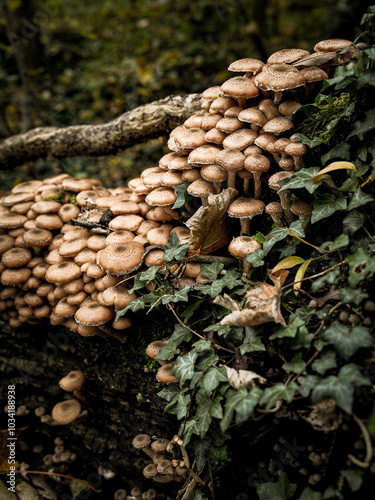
[0,93,202,169]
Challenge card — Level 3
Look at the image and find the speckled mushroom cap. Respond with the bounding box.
[300,66,328,83]
[267,48,310,65]
[201,164,228,183]
[244,154,270,173]
[161,170,184,187]
[151,438,170,453]
[258,99,280,120]
[290,199,312,218]
[265,201,283,214]
[98,242,145,275]
[59,370,85,392]
[146,340,166,359]
[147,225,173,246]
[215,116,242,134]
[187,179,216,198]
[58,204,81,223]
[215,148,246,172]
[0,235,15,254]
[255,64,305,91]
[59,237,88,257]
[254,133,278,151]
[12,180,43,193]
[110,200,141,215]
[220,76,259,98]
[31,200,61,214]
[3,192,35,206]
[101,285,136,309]
[156,363,178,383]
[142,171,165,188]
[228,57,264,75]
[187,144,222,165]
[278,100,302,116]
[205,128,227,145]
[0,213,27,229]
[209,96,237,114]
[222,129,258,150]
[105,230,134,245]
[169,126,207,151]
[228,235,262,259]
[227,198,265,219]
[51,400,81,425]
[159,152,186,170]
[2,247,32,268]
[314,38,353,52]
[238,108,267,127]
[201,113,222,131]
[285,142,307,157]
[143,463,158,479]
[1,268,31,285]
[35,213,63,230]
[145,187,177,207]
[263,116,294,135]
[45,261,82,283]
[109,214,144,231]
[268,171,294,190]
[62,177,97,192]
[184,114,204,128]
[132,434,151,450]
[75,302,113,326]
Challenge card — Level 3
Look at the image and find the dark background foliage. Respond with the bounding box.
[0,0,366,189]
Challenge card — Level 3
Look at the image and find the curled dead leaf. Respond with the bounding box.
[225,366,266,390]
[186,187,238,256]
[219,270,288,327]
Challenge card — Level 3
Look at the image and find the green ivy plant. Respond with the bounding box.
[116,9,375,499]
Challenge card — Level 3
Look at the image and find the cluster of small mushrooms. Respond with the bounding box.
[0,38,355,337]
[132,433,190,484]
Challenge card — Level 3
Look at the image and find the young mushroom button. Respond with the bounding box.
[228,235,262,275]
[227,197,265,236]
[51,400,81,425]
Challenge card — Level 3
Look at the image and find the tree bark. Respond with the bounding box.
[0,93,202,169]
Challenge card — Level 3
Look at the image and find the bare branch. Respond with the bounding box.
[0,93,202,169]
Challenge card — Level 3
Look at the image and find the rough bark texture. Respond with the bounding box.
[0,94,202,169]
[0,320,182,499]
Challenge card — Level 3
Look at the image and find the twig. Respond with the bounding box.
[282,259,347,290]
[347,414,373,468]
[166,303,204,339]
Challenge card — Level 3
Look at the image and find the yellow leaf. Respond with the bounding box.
[272,256,305,274]
[294,259,313,293]
[311,161,358,184]
[289,230,320,251]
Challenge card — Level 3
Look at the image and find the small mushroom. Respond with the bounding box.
[290,199,312,230]
[265,202,284,228]
[228,236,262,275]
[227,197,265,235]
[268,171,295,224]
[51,400,81,425]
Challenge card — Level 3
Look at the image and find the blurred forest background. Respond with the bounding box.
[0,0,367,189]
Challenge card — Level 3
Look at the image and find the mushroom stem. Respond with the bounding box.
[243,178,251,196]
[240,219,250,236]
[253,173,262,199]
[270,213,284,228]
[294,156,305,171]
[273,90,283,106]
[227,171,237,189]
[242,258,251,275]
[200,197,209,207]
[279,191,294,224]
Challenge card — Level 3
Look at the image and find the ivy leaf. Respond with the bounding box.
[257,472,297,500]
[311,269,340,292]
[200,262,224,280]
[348,188,375,211]
[347,108,375,140]
[245,248,265,268]
[128,278,147,294]
[165,392,191,420]
[139,265,160,282]
[289,219,306,238]
[312,350,337,375]
[311,194,347,224]
[172,181,191,209]
[190,438,211,472]
[220,387,262,431]
[321,143,351,166]
[158,384,185,402]
[341,469,363,492]
[270,312,306,339]
[263,227,290,255]
[331,233,349,250]
[162,230,190,261]
[342,209,366,235]
[347,247,375,287]
[203,366,228,393]
[161,286,190,304]
[195,350,218,370]
[282,352,306,374]
[219,268,244,289]
[180,299,205,322]
[194,280,224,298]
[321,324,373,360]
[259,382,299,410]
[193,340,212,353]
[171,351,198,385]
[297,375,321,398]
[182,418,200,446]
[312,364,371,414]
[116,292,159,319]
[239,327,266,355]
[278,167,321,194]
[297,486,323,500]
[339,288,368,305]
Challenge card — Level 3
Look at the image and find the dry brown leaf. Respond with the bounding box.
[225,366,266,390]
[220,270,288,327]
[186,187,238,256]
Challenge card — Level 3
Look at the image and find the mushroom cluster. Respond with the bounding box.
[132,433,189,484]
[0,38,355,329]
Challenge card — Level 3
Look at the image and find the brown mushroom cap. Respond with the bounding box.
[2,247,32,268]
[187,179,216,203]
[146,340,167,360]
[228,235,262,259]
[290,199,312,218]
[45,261,82,284]
[255,64,305,92]
[133,433,152,450]
[267,48,310,65]
[220,76,259,99]
[145,187,177,207]
[0,213,28,229]
[59,370,85,392]
[51,400,81,425]
[1,268,32,285]
[156,364,178,383]
[101,285,136,309]
[314,38,354,53]
[227,197,265,220]
[98,242,145,275]
[222,129,258,150]
[75,302,113,326]
[12,180,43,193]
[187,144,222,165]
[263,116,294,135]
[31,200,62,214]
[58,204,81,223]
[109,214,144,232]
[0,235,15,255]
[228,57,264,75]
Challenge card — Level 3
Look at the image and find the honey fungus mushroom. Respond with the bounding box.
[51,400,81,425]
[98,242,145,275]
[59,370,85,398]
[227,198,265,236]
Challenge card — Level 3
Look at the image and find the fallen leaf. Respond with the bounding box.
[225,366,266,390]
[186,188,238,256]
[219,270,288,327]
